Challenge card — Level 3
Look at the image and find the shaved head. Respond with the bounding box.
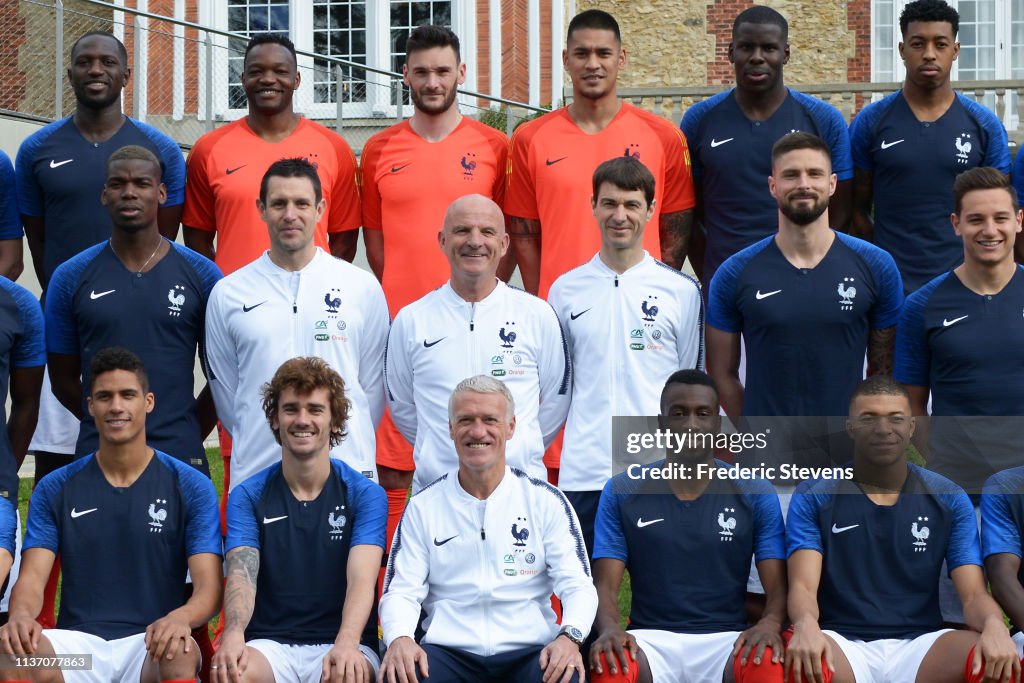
[443,194,504,233]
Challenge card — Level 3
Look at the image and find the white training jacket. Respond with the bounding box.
[385,281,570,491]
[205,248,389,489]
[380,466,597,655]
[548,252,705,492]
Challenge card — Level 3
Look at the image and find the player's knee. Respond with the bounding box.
[157,638,201,680]
[590,652,639,683]
[732,647,783,683]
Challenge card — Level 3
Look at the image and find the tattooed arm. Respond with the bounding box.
[867,326,895,376]
[658,209,694,271]
[210,547,260,682]
[509,217,542,295]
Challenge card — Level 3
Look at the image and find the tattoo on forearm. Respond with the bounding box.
[223,547,259,631]
[868,327,896,376]
[659,210,693,270]
[508,217,541,240]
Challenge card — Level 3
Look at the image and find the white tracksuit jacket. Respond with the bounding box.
[548,252,705,491]
[380,466,597,655]
[385,281,571,491]
[205,248,389,488]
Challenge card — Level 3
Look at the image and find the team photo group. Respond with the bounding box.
[0,0,1023,681]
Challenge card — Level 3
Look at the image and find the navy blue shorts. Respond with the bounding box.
[419,643,581,683]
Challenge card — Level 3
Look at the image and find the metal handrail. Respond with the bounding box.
[51,0,550,114]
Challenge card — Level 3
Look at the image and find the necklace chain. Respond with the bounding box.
[110,238,162,275]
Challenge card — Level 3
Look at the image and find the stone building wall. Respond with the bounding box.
[574,0,865,89]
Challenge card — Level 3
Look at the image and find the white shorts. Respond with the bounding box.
[629,629,739,683]
[825,628,951,683]
[28,370,78,454]
[248,640,380,683]
[747,485,794,594]
[1012,631,1023,658]
[42,630,192,683]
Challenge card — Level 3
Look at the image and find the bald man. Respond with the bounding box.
[384,194,571,492]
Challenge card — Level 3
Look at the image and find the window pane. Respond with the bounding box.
[270,5,288,30]
[223,1,292,108]
[310,0,369,105]
[388,0,452,102]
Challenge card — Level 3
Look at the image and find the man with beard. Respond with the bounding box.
[588,370,786,683]
[707,132,903,424]
[359,24,508,557]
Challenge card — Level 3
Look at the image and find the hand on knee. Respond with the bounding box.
[961,645,1024,683]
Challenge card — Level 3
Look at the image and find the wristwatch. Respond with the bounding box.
[559,625,585,645]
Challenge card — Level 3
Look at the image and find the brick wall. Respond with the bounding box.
[706,0,753,84]
[0,2,27,111]
[501,0,530,103]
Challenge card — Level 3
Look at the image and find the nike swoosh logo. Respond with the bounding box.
[755,289,782,300]
[390,164,411,173]
[226,165,247,175]
[50,159,73,168]
[710,138,734,148]
[243,301,267,313]
[545,157,568,166]
[423,337,446,348]
[90,289,116,300]
[879,139,905,150]
[70,507,98,518]
[636,518,665,528]
[433,535,457,546]
[831,523,859,534]
[943,315,968,327]
[570,309,591,320]
[263,515,288,524]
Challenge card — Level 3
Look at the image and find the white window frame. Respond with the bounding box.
[207,0,471,121]
[870,0,1020,125]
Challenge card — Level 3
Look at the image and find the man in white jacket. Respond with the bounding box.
[379,375,596,683]
[385,194,570,491]
[548,156,705,555]
[205,158,389,492]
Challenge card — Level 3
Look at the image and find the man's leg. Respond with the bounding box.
[911,629,987,683]
[243,640,298,683]
[783,629,858,683]
[2,629,111,683]
[137,633,200,683]
[496,644,579,683]
[418,644,482,683]
[0,630,65,683]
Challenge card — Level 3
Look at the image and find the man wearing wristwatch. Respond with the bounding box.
[379,376,597,683]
